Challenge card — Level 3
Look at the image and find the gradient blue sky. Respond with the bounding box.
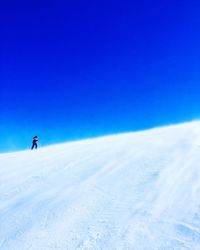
[0,0,200,152]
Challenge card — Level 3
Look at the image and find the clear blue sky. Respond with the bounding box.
[0,0,200,152]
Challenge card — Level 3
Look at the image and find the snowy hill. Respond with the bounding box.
[1,121,200,250]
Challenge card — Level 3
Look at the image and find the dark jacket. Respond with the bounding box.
[33,136,38,143]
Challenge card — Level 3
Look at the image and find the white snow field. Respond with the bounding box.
[1,121,200,250]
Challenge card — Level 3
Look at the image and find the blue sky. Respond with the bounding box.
[0,0,200,152]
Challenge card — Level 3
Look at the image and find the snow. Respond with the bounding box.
[1,121,200,250]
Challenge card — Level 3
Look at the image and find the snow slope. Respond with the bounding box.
[1,121,200,250]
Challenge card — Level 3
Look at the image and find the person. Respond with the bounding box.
[31,136,38,150]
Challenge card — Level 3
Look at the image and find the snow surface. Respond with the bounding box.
[1,121,200,250]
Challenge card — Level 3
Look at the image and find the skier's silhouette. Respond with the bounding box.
[31,136,38,150]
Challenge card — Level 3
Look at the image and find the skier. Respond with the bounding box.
[31,136,38,150]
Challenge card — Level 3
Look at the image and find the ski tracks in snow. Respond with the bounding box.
[1,121,200,249]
